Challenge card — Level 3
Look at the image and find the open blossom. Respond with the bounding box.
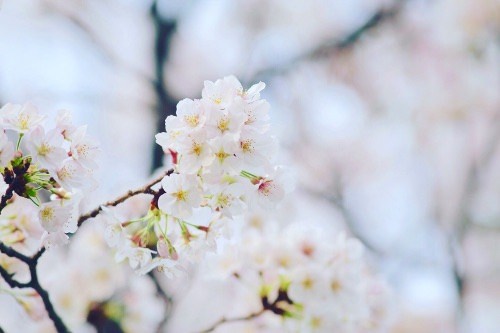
[54,159,88,191]
[25,126,67,169]
[158,173,202,219]
[69,126,100,169]
[1,103,45,133]
[207,135,242,175]
[115,245,153,270]
[55,110,78,140]
[249,166,289,210]
[205,98,246,138]
[176,98,206,130]
[202,76,243,109]
[177,131,213,173]
[208,182,245,218]
[39,200,74,248]
[238,128,277,167]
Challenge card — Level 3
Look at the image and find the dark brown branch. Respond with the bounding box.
[0,264,30,289]
[77,169,173,227]
[0,243,69,332]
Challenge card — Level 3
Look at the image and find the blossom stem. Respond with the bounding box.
[15,133,23,151]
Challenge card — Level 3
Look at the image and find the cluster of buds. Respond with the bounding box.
[103,76,289,277]
[0,103,99,250]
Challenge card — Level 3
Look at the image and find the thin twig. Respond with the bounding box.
[199,310,265,333]
[77,169,173,227]
[248,0,407,84]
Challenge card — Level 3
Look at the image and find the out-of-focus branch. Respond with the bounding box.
[301,185,382,255]
[0,243,68,332]
[150,1,178,172]
[250,0,407,83]
[147,271,173,333]
[450,116,500,331]
[45,2,153,84]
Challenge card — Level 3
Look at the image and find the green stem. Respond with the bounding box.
[16,134,24,151]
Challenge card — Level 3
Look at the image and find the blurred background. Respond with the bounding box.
[0,0,499,332]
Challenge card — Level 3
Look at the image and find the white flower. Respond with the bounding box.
[38,200,73,248]
[237,129,277,167]
[205,98,246,138]
[202,76,242,109]
[115,245,153,270]
[177,131,213,174]
[100,207,125,248]
[209,183,245,218]
[155,116,185,153]
[242,99,270,133]
[55,109,77,140]
[248,167,289,210]
[25,126,67,169]
[158,174,202,219]
[69,126,100,169]
[137,257,184,278]
[38,200,72,233]
[1,102,45,133]
[54,159,88,191]
[176,98,206,130]
[207,135,242,175]
[287,265,328,306]
[41,230,69,249]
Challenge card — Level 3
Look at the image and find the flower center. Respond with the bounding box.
[217,116,230,133]
[184,114,199,127]
[173,190,188,202]
[38,143,53,156]
[191,142,203,156]
[240,139,254,153]
[215,149,230,163]
[40,207,55,222]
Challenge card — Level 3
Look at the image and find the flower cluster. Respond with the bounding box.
[0,103,99,249]
[103,76,288,277]
[173,218,390,333]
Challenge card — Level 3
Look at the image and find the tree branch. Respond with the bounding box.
[0,243,69,332]
[77,168,173,227]
[147,271,173,333]
[0,264,30,289]
[199,309,265,333]
[249,0,407,83]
